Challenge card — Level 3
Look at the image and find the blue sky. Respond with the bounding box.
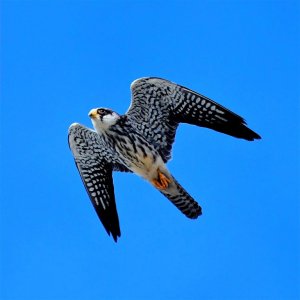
[1,1,299,299]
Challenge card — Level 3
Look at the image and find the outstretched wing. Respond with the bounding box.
[68,123,129,242]
[126,77,261,162]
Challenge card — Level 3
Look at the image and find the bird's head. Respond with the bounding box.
[89,108,120,132]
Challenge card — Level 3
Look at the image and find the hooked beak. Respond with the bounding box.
[88,109,98,119]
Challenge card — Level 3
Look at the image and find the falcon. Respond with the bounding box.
[68,77,261,242]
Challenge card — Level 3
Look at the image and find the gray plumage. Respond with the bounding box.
[68,77,261,242]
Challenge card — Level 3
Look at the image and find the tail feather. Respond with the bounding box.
[159,177,202,219]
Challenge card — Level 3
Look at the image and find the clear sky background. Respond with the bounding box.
[1,1,299,299]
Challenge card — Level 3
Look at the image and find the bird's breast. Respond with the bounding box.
[108,129,162,179]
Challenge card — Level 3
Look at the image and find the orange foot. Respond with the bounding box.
[152,169,172,190]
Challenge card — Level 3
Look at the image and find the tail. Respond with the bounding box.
[159,176,202,219]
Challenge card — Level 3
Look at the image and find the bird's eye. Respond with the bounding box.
[97,109,104,114]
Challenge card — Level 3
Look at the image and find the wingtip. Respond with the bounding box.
[244,129,262,141]
[103,227,120,243]
[112,234,119,243]
[224,122,261,142]
[109,231,121,243]
[255,133,262,140]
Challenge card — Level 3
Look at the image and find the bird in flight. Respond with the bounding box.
[68,77,261,242]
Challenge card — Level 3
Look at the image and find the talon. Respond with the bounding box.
[152,169,171,190]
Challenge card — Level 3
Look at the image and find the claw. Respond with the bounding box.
[152,169,172,190]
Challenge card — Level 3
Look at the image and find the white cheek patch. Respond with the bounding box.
[102,113,118,126]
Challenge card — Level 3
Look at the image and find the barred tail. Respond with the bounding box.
[159,177,202,219]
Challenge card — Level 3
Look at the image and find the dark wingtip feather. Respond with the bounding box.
[97,210,121,243]
[107,221,121,243]
[235,122,261,141]
[246,132,261,141]
[111,232,120,243]
[207,119,261,141]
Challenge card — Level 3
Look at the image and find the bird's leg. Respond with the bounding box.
[152,169,172,190]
